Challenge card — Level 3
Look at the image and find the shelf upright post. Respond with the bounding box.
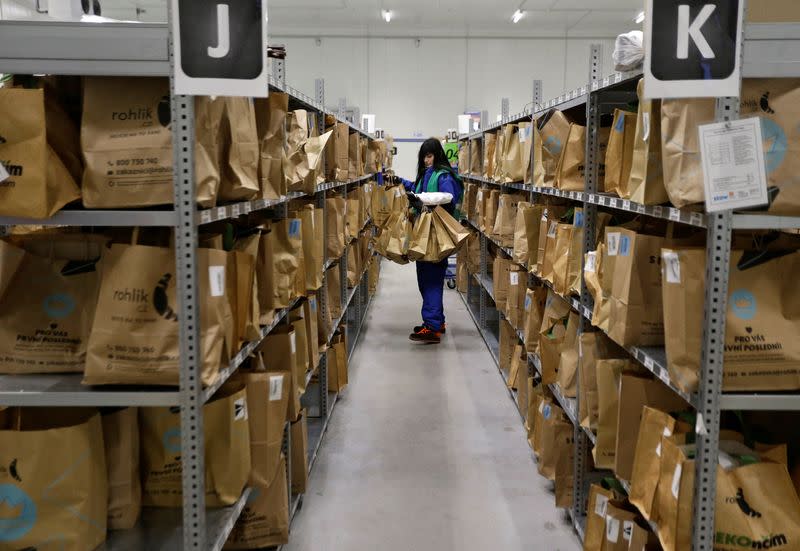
[282,421,292,512]
[501,97,510,122]
[271,44,286,85]
[571,43,603,525]
[529,80,542,205]
[166,3,206,546]
[340,182,350,346]
[479,221,489,328]
[691,17,746,543]
[313,78,329,420]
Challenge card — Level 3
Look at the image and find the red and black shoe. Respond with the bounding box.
[409,326,441,344]
[413,323,446,334]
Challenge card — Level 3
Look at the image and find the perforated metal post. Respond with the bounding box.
[500,97,510,122]
[282,422,292,510]
[529,80,543,203]
[271,45,286,86]
[571,43,603,524]
[691,98,739,551]
[479,227,488,328]
[167,3,205,544]
[340,183,349,345]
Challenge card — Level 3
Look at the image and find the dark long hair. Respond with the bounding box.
[415,138,458,185]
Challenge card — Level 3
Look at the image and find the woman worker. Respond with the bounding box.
[396,138,463,344]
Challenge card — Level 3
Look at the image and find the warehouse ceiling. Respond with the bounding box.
[99,0,644,38]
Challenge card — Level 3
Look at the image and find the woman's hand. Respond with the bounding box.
[406,192,423,211]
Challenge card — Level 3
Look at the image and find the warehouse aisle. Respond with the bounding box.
[285,261,579,551]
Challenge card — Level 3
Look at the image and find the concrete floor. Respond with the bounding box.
[284,261,580,551]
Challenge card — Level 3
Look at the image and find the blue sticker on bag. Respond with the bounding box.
[574,211,584,228]
[543,404,552,420]
[0,484,37,541]
[614,113,626,132]
[289,219,301,237]
[619,235,631,257]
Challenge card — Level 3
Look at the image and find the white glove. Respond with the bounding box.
[416,192,453,206]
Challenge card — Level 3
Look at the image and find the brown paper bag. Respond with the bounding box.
[507,343,525,390]
[378,210,411,265]
[349,132,361,179]
[577,330,627,432]
[626,79,668,204]
[522,286,548,354]
[346,197,361,240]
[494,128,507,182]
[503,125,525,183]
[225,371,290,549]
[0,408,107,551]
[504,268,525,331]
[529,122,546,187]
[662,247,800,392]
[81,77,220,208]
[539,110,571,187]
[101,408,141,530]
[408,210,435,262]
[662,79,800,213]
[326,265,342,322]
[492,193,524,246]
[538,406,571,481]
[483,190,501,233]
[604,227,666,347]
[84,244,230,387]
[325,122,350,181]
[141,384,250,507]
[538,290,570,384]
[585,484,618,551]
[479,132,495,179]
[296,205,323,291]
[594,359,632,469]
[629,407,678,523]
[430,209,458,261]
[0,241,99,374]
[498,317,516,374]
[614,375,689,481]
[0,87,81,218]
[554,123,585,191]
[255,92,289,199]
[218,97,260,201]
[290,410,309,494]
[513,203,543,269]
[369,257,381,293]
[557,312,581,398]
[328,334,349,392]
[552,223,574,295]
[233,233,262,342]
[469,139,481,175]
[260,219,303,314]
[604,109,637,196]
[434,206,470,251]
[458,142,469,175]
[326,197,347,260]
[567,209,586,295]
[261,328,302,422]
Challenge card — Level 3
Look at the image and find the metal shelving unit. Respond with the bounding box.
[457,18,800,551]
[0,14,384,550]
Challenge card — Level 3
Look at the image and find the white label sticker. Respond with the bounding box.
[209,266,226,297]
[642,111,651,142]
[510,272,519,285]
[232,204,242,217]
[547,221,558,238]
[0,163,9,183]
[696,412,709,436]
[623,520,634,542]
[645,356,654,370]
[395,188,403,198]
[269,375,283,401]
[606,516,620,543]
[622,200,631,211]
[599,195,607,206]
[690,212,705,226]
[244,202,252,214]
[606,232,621,256]
[699,117,769,212]
[671,464,683,498]
[200,210,212,224]
[663,427,673,438]
[663,251,681,284]
[669,208,681,221]
[290,333,297,355]
[217,206,227,220]
[585,252,597,273]
[234,397,248,421]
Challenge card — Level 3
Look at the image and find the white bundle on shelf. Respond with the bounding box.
[612,30,644,71]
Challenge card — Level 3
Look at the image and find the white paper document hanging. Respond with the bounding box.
[699,117,768,213]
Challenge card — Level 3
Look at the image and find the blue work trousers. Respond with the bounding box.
[416,258,448,330]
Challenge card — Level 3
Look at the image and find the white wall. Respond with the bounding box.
[276,35,617,178]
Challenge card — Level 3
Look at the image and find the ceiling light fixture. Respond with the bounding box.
[634,10,645,24]
[511,9,525,23]
[381,9,393,23]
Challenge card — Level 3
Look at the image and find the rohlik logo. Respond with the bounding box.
[730,289,756,320]
[0,484,37,542]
